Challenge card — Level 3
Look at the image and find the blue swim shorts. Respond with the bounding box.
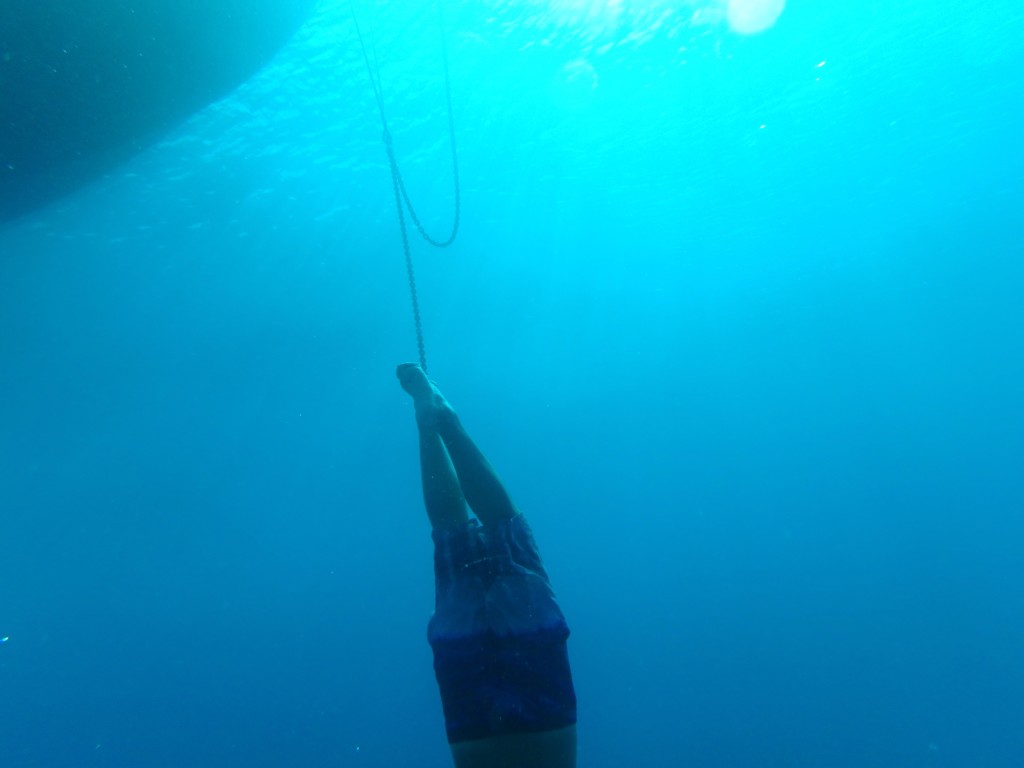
[428,514,577,744]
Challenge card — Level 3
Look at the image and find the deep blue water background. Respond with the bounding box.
[2,1,1023,766]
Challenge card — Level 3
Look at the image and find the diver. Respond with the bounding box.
[397,363,578,768]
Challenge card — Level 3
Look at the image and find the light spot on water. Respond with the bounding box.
[727,0,786,35]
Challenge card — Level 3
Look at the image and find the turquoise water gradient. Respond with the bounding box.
[1,2,1022,767]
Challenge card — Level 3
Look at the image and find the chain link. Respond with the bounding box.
[388,144,428,373]
[352,0,460,375]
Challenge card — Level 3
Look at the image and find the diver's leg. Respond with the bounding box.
[398,364,469,530]
[396,364,518,526]
[436,408,518,526]
[418,429,470,530]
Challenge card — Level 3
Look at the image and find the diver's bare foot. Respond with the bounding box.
[396,363,450,428]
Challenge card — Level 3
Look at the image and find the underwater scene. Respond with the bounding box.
[1,1,1022,766]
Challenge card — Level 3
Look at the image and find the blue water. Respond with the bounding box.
[2,1,1023,766]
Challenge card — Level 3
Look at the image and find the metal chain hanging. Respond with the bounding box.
[351,1,460,374]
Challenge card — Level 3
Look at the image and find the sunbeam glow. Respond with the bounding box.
[517,0,785,40]
[726,0,786,34]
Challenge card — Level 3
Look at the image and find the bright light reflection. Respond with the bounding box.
[532,0,785,38]
[726,0,786,35]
